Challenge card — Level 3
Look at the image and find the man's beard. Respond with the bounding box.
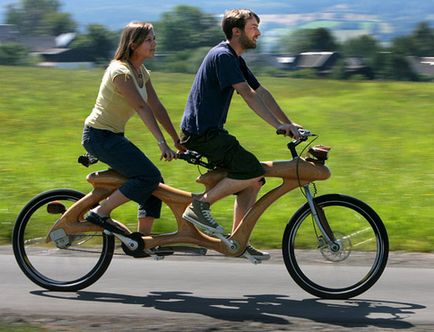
[239,33,256,49]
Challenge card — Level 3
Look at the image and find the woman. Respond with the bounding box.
[82,21,183,235]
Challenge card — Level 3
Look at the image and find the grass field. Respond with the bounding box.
[0,65,433,251]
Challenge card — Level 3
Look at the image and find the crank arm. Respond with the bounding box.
[160,246,207,256]
[213,233,239,253]
[107,230,140,251]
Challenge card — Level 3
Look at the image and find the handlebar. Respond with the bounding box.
[178,128,317,168]
[276,128,316,141]
[276,128,317,159]
[78,129,317,169]
[177,150,215,169]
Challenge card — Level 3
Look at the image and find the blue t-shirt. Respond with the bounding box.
[181,41,260,135]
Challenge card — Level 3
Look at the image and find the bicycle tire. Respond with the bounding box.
[282,194,388,299]
[12,188,115,291]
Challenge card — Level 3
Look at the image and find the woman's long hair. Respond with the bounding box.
[113,22,153,61]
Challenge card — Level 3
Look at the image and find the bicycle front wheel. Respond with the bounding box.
[12,189,115,291]
[282,194,388,299]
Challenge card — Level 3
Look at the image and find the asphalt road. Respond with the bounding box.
[1,246,434,331]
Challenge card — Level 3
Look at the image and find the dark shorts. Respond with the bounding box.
[180,129,265,180]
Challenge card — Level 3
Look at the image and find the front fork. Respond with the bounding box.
[303,184,341,252]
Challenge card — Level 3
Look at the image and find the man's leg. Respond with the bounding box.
[232,181,262,233]
[231,181,270,261]
[181,129,264,235]
[183,176,261,234]
[201,176,262,205]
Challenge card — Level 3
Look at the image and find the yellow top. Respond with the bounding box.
[85,60,150,133]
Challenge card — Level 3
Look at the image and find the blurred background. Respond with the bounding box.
[1,0,434,78]
[0,0,433,251]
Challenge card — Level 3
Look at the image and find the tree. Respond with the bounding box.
[0,43,30,65]
[412,22,434,56]
[391,22,434,57]
[372,52,418,81]
[340,35,380,59]
[5,0,76,36]
[70,24,117,62]
[310,28,337,52]
[155,5,223,52]
[391,36,415,56]
[280,28,337,54]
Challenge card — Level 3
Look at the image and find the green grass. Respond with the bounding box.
[0,325,46,332]
[0,66,433,251]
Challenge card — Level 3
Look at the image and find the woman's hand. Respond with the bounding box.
[158,142,177,161]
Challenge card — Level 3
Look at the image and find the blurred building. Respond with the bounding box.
[0,24,56,51]
[407,56,434,78]
[0,24,93,68]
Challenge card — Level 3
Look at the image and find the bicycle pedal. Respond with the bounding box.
[152,247,174,256]
[166,246,207,256]
[49,228,71,249]
[241,254,262,265]
[242,252,262,265]
[151,253,165,261]
[214,233,238,253]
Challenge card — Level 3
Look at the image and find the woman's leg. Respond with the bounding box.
[82,127,162,224]
[138,216,155,235]
[94,189,129,216]
[92,189,132,234]
[136,180,164,234]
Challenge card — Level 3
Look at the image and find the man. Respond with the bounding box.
[180,9,302,260]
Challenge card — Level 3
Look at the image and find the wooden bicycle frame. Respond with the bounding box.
[48,157,330,257]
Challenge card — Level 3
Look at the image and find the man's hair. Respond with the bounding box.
[113,21,153,61]
[222,9,260,40]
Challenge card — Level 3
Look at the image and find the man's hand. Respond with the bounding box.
[174,139,187,153]
[277,123,303,139]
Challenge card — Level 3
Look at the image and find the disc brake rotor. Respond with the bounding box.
[319,232,352,262]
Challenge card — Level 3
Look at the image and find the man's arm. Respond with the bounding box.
[256,86,293,124]
[234,82,301,137]
[234,81,281,128]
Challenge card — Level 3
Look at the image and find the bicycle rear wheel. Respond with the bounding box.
[13,189,115,291]
[282,194,388,299]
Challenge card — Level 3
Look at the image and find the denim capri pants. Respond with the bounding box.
[82,126,163,218]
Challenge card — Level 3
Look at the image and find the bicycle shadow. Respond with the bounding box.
[32,290,424,329]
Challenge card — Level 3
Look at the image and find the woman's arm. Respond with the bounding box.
[113,75,176,160]
[146,79,183,150]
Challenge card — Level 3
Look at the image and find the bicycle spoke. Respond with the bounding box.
[13,189,114,291]
[283,194,388,299]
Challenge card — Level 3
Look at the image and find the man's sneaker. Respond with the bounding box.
[243,245,271,262]
[182,199,224,234]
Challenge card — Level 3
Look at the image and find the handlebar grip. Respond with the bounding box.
[78,154,98,167]
[277,128,314,139]
[176,151,191,161]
